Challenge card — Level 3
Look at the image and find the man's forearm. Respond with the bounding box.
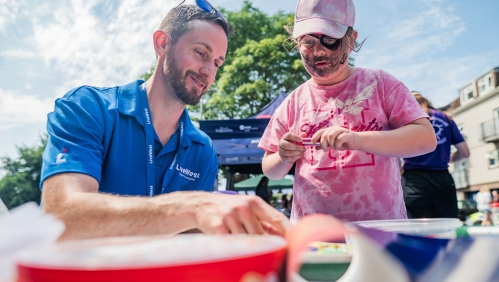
[43,181,202,240]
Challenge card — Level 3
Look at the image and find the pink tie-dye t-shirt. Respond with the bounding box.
[258,68,428,222]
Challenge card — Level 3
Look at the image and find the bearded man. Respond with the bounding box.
[41,2,290,240]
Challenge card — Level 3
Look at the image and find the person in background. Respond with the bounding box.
[402,92,470,218]
[475,188,492,226]
[491,190,499,225]
[40,2,290,240]
[255,176,272,204]
[492,190,499,204]
[259,0,436,223]
[281,195,291,218]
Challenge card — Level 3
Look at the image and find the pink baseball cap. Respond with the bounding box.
[293,0,356,39]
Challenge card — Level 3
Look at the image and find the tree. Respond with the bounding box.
[202,2,308,119]
[0,135,46,209]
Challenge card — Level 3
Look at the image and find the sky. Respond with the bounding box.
[0,0,498,159]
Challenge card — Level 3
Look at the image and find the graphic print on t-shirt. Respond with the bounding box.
[430,115,449,145]
[300,81,381,171]
[330,80,377,115]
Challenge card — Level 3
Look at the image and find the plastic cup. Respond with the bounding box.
[351,218,463,239]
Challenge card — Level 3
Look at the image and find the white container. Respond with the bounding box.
[351,218,463,239]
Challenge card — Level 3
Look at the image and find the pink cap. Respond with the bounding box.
[293,0,355,39]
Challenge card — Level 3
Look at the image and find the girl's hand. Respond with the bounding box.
[311,127,361,152]
[278,132,307,164]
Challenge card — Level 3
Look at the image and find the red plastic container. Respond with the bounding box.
[16,235,287,282]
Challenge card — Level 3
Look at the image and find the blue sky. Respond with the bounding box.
[0,0,498,159]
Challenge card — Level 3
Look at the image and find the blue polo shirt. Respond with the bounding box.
[403,110,465,170]
[40,80,218,195]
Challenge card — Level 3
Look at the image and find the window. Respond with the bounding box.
[487,149,499,169]
[460,84,475,104]
[478,74,494,96]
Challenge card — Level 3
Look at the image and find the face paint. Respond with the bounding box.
[300,52,342,78]
[299,34,342,51]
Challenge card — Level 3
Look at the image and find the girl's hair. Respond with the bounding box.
[283,24,366,65]
[411,91,453,120]
[411,91,433,114]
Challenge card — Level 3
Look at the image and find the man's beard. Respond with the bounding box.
[162,50,208,106]
[300,53,343,78]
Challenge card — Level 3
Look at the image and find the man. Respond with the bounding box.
[41,3,290,240]
[259,0,436,222]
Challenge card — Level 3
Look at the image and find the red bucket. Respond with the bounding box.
[16,235,287,282]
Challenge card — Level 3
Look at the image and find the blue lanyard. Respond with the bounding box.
[140,83,185,197]
[161,118,184,194]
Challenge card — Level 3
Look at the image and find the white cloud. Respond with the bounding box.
[0,88,53,130]
[355,0,474,107]
[366,0,465,64]
[0,0,183,157]
[0,0,24,32]
[23,0,176,93]
[357,48,499,108]
[0,49,38,59]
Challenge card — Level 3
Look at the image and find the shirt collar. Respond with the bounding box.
[117,80,208,145]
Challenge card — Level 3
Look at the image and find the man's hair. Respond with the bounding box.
[283,24,365,65]
[158,4,233,45]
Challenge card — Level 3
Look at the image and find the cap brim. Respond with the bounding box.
[293,18,348,39]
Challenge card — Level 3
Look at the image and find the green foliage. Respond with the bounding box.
[0,135,46,209]
[204,1,308,119]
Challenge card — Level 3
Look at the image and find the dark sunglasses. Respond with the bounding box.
[177,0,226,21]
[299,34,341,51]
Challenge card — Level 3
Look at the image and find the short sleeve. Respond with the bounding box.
[382,73,428,129]
[40,88,107,187]
[449,120,465,145]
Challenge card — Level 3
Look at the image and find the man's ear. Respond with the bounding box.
[153,30,171,57]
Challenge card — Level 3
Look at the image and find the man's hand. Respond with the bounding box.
[194,193,292,237]
[311,127,360,152]
[278,132,307,164]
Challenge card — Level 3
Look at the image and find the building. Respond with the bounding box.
[449,67,499,199]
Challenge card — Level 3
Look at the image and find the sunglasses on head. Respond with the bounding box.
[299,34,341,51]
[177,0,226,21]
